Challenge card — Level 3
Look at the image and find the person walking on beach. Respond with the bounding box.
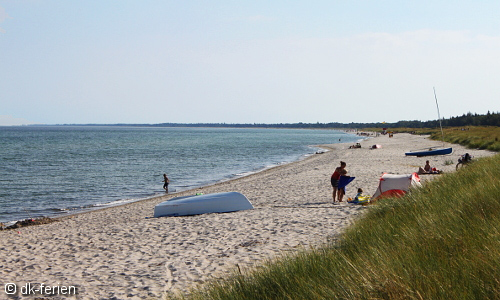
[163,174,170,193]
[331,161,346,203]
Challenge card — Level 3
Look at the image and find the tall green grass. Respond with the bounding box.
[433,127,500,152]
[389,126,500,152]
[170,154,500,300]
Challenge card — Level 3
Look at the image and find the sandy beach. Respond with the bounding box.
[0,133,495,300]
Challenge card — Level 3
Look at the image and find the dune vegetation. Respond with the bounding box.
[390,126,500,152]
[435,127,500,152]
[169,152,500,300]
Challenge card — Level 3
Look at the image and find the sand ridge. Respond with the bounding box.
[0,133,495,299]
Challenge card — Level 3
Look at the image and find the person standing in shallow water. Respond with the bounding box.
[331,161,346,203]
[163,174,170,193]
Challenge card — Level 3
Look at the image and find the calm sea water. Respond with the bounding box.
[0,126,359,223]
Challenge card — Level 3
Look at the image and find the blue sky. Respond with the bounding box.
[1,1,499,125]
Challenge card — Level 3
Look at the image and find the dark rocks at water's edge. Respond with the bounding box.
[0,217,57,230]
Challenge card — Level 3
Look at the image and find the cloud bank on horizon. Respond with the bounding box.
[0,115,38,126]
[1,1,499,125]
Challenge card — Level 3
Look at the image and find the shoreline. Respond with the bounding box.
[1,126,358,225]
[1,142,338,227]
[51,143,336,224]
[1,133,495,299]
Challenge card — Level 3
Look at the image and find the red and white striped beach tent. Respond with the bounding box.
[372,173,422,199]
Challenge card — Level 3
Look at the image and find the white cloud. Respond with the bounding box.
[0,6,11,33]
[0,6,8,22]
[0,115,38,126]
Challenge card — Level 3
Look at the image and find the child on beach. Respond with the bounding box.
[348,188,371,205]
[331,161,346,203]
[337,169,348,202]
[355,188,363,200]
[163,174,170,193]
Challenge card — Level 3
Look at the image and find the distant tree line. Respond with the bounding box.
[150,111,500,129]
[56,111,500,129]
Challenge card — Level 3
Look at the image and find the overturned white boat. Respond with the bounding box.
[154,192,253,218]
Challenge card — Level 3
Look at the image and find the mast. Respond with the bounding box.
[433,87,445,148]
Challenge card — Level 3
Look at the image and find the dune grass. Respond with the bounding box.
[170,154,500,300]
[389,126,500,152]
[434,127,500,152]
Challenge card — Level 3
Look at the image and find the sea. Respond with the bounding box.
[0,126,360,224]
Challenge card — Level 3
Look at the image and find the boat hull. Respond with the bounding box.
[405,147,452,157]
[154,192,253,217]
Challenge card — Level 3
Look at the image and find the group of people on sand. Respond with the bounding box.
[164,158,443,203]
[331,159,443,204]
[330,161,365,204]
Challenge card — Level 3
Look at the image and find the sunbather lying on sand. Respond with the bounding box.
[418,160,442,174]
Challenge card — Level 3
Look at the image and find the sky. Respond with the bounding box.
[1,1,500,125]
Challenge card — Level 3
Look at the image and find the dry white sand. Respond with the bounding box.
[0,133,495,299]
